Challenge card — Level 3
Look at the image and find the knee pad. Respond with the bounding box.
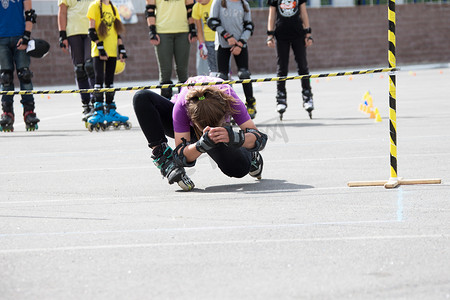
[74,64,88,82]
[238,68,251,79]
[216,72,228,81]
[84,59,95,79]
[17,68,33,84]
[0,70,14,87]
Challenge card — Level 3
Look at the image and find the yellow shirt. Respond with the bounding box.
[192,1,214,42]
[155,0,188,34]
[58,0,94,36]
[86,0,121,57]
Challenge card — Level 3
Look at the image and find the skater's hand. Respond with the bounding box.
[231,44,242,56]
[97,41,108,60]
[200,49,208,59]
[226,37,238,47]
[149,34,160,46]
[205,126,231,144]
[17,41,28,51]
[305,35,313,47]
[266,36,275,48]
[60,39,69,54]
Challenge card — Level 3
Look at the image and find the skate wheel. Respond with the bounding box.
[100,123,106,131]
[177,174,195,191]
[279,114,283,121]
[308,111,312,119]
[124,121,132,130]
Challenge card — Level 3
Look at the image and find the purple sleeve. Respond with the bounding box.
[172,90,192,133]
[229,88,251,126]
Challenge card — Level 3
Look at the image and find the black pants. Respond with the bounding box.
[276,37,311,94]
[217,46,253,102]
[93,57,116,103]
[68,34,94,103]
[133,90,252,178]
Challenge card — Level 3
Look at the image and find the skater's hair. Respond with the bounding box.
[221,0,249,12]
[97,0,125,38]
[186,86,238,138]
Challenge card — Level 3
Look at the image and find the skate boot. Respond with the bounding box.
[276,91,287,120]
[0,112,15,132]
[302,89,314,119]
[249,151,263,180]
[152,143,195,191]
[87,102,106,132]
[24,111,40,131]
[246,97,257,119]
[81,103,94,125]
[104,102,131,130]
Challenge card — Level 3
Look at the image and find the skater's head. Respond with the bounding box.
[98,0,125,38]
[186,86,238,137]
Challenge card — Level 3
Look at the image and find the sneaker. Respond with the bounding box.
[249,151,263,179]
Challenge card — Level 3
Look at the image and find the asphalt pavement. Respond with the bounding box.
[1,66,449,299]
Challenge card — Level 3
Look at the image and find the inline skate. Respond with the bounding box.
[249,151,263,180]
[302,89,314,119]
[82,103,94,126]
[104,102,131,130]
[87,102,106,132]
[152,142,195,191]
[24,111,40,131]
[276,91,287,120]
[0,112,14,132]
[246,97,257,119]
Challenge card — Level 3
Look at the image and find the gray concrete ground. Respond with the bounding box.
[0,67,449,300]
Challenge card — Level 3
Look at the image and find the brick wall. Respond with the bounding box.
[28,4,450,87]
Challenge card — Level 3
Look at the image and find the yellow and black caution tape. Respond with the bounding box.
[0,67,397,96]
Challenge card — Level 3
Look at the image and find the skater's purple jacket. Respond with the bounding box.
[171,76,251,133]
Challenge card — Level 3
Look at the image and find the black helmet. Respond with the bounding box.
[26,39,50,58]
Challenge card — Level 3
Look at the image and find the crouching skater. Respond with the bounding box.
[133,76,267,191]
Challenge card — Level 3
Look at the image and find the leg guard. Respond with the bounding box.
[0,70,14,87]
[17,68,33,84]
[84,59,95,80]
[238,68,251,79]
[74,63,88,82]
[160,81,173,99]
[2,101,14,113]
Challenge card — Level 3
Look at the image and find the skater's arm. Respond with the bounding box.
[266,6,276,48]
[174,131,203,163]
[145,0,160,45]
[58,4,69,53]
[207,120,264,150]
[18,0,35,50]
[300,3,313,47]
[186,0,197,43]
